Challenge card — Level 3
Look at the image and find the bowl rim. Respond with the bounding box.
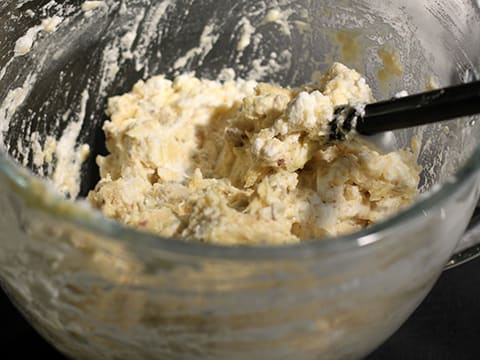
[1,141,479,261]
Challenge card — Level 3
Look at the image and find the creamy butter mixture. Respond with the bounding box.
[88,63,420,245]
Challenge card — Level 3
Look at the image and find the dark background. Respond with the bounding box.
[2,256,480,359]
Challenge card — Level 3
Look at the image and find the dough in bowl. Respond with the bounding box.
[88,63,420,245]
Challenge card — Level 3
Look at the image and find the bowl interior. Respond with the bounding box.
[0,0,479,199]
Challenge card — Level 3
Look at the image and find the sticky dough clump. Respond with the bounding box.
[88,63,420,245]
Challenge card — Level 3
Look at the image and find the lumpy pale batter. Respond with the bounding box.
[88,63,420,245]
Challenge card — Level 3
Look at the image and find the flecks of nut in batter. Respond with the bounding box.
[88,63,420,246]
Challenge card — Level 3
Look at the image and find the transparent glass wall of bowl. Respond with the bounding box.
[0,0,480,359]
[0,158,477,360]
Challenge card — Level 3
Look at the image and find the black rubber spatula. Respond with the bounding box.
[330,80,480,140]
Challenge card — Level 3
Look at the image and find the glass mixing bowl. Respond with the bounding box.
[1,0,480,359]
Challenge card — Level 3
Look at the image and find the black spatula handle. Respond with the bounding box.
[356,80,480,135]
